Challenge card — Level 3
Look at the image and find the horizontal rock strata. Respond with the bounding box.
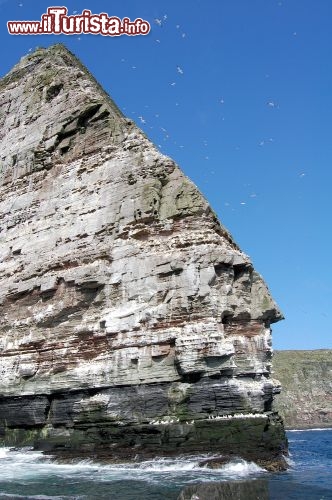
[0,44,287,467]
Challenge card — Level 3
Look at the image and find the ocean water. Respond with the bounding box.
[0,429,331,499]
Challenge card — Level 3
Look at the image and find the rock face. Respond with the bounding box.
[273,350,332,429]
[0,45,287,466]
[177,479,269,500]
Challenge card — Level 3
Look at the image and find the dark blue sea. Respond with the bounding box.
[0,429,331,499]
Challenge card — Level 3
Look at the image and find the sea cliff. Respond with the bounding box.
[273,350,332,429]
[0,44,287,469]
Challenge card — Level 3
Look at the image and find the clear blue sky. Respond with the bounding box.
[1,0,331,350]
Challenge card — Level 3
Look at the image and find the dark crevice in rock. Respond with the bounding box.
[77,103,102,128]
[45,395,52,421]
[158,269,183,278]
[181,372,203,383]
[46,83,63,102]
[6,285,41,303]
[233,263,251,280]
[236,373,260,381]
[221,312,234,325]
[264,400,272,412]
[214,263,231,277]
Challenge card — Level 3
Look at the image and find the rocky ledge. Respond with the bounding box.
[0,44,287,469]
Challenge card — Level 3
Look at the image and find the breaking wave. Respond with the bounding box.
[1,429,331,499]
[0,447,264,484]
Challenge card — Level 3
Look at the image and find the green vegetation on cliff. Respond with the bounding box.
[273,350,332,429]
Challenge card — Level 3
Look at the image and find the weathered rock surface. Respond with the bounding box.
[177,477,332,500]
[273,350,332,428]
[177,479,269,500]
[0,44,286,466]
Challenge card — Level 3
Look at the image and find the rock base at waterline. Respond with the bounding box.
[0,393,287,471]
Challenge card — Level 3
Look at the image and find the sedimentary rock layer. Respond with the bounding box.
[274,350,332,428]
[0,44,286,466]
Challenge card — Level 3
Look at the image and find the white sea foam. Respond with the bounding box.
[284,455,295,467]
[218,459,264,476]
[0,448,10,459]
[0,447,49,464]
[0,447,265,484]
[135,457,199,471]
[288,428,332,432]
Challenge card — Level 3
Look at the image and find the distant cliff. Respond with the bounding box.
[273,350,332,429]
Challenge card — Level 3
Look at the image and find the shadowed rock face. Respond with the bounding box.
[0,44,286,466]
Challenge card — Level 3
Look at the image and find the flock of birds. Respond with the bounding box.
[207,412,267,420]
[149,418,192,426]
[14,4,307,210]
[148,413,267,425]
[114,10,305,209]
